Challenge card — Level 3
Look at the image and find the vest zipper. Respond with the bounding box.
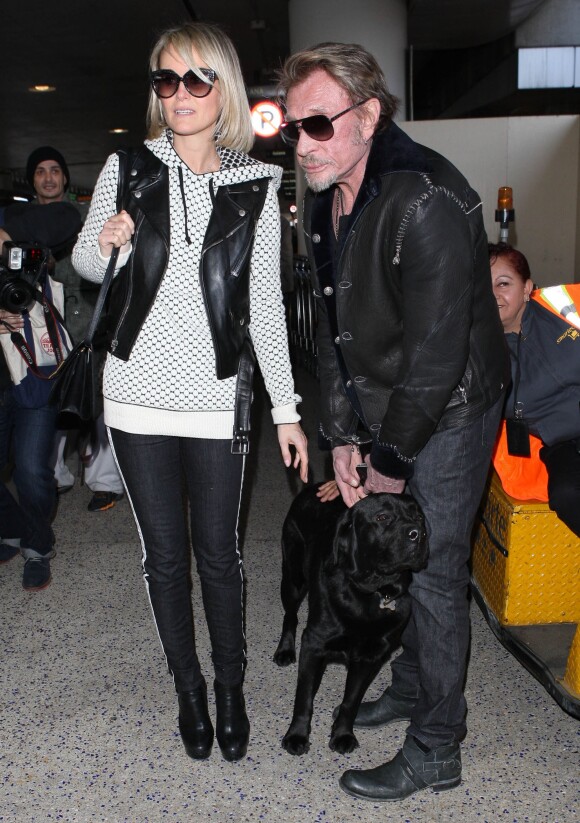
[111,213,144,352]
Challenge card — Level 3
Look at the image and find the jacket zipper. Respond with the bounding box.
[202,220,247,258]
[230,221,257,277]
[110,212,154,352]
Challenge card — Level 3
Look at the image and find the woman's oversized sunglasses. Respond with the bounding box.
[150,68,217,99]
[280,100,368,146]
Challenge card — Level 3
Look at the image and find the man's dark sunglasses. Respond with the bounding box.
[150,68,217,99]
[280,100,368,145]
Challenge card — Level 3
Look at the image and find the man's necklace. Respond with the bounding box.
[333,186,343,238]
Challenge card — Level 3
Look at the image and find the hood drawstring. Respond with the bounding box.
[208,177,232,277]
[178,165,192,245]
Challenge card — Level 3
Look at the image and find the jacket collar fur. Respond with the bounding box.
[308,122,433,241]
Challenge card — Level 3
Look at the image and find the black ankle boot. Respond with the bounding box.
[178,682,214,760]
[214,680,250,762]
[353,688,416,728]
[340,735,461,802]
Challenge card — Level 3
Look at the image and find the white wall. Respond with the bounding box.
[288,0,408,246]
[516,0,580,47]
[402,115,580,286]
[289,0,407,117]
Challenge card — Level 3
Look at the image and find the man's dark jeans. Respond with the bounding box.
[109,429,246,692]
[0,387,57,555]
[390,397,503,749]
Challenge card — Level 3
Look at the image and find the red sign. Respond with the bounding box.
[251,101,283,138]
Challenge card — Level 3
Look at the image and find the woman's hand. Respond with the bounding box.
[277,423,309,483]
[332,444,366,508]
[316,479,340,503]
[98,210,135,257]
[0,310,24,333]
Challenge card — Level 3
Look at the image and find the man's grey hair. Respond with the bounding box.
[277,42,399,133]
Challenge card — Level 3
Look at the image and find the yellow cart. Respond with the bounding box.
[472,472,580,718]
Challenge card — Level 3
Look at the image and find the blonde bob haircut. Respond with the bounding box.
[146,22,254,152]
[277,42,399,134]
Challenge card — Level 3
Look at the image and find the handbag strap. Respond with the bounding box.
[82,246,119,345]
[83,148,131,346]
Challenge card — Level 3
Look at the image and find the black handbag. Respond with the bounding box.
[49,149,131,421]
[49,247,119,420]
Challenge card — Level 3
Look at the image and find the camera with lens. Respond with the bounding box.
[0,242,49,313]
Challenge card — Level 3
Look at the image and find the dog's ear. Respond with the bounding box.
[332,508,358,570]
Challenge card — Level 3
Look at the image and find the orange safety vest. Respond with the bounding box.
[492,283,580,501]
[492,421,549,501]
[532,283,580,329]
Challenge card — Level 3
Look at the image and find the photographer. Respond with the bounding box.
[0,201,79,590]
[22,147,124,511]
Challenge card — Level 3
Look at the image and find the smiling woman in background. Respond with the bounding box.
[73,21,308,764]
[489,241,580,536]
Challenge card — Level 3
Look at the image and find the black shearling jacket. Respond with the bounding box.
[304,123,508,479]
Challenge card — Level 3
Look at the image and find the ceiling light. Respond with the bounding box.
[29,84,56,93]
[109,128,129,134]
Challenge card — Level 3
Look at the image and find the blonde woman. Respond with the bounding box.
[73,22,307,763]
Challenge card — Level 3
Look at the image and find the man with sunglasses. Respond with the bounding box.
[278,43,507,801]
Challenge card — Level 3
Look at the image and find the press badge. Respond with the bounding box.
[506,417,531,457]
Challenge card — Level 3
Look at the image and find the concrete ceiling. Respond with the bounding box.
[408,0,546,49]
[1,0,290,192]
[1,0,551,194]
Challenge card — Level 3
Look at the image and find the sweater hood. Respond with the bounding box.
[144,130,282,187]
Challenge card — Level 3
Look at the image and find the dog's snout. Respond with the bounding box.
[409,528,419,541]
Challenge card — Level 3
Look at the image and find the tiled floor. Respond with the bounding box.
[1,371,578,822]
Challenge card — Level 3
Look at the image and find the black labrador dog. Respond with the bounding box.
[274,483,428,756]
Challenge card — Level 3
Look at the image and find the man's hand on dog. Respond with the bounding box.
[364,461,406,496]
[332,445,367,507]
[332,445,405,506]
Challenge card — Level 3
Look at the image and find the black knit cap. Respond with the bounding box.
[26,146,70,191]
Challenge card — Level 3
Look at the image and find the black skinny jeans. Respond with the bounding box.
[109,430,245,692]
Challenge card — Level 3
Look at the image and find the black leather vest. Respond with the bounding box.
[110,146,270,378]
[108,146,271,452]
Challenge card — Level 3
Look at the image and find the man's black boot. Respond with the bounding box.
[339,735,462,802]
[214,680,250,762]
[352,687,416,729]
[178,682,214,760]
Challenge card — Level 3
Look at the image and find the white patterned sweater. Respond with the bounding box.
[72,133,301,439]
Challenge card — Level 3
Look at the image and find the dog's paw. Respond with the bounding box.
[273,647,296,667]
[282,732,310,756]
[329,731,359,754]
